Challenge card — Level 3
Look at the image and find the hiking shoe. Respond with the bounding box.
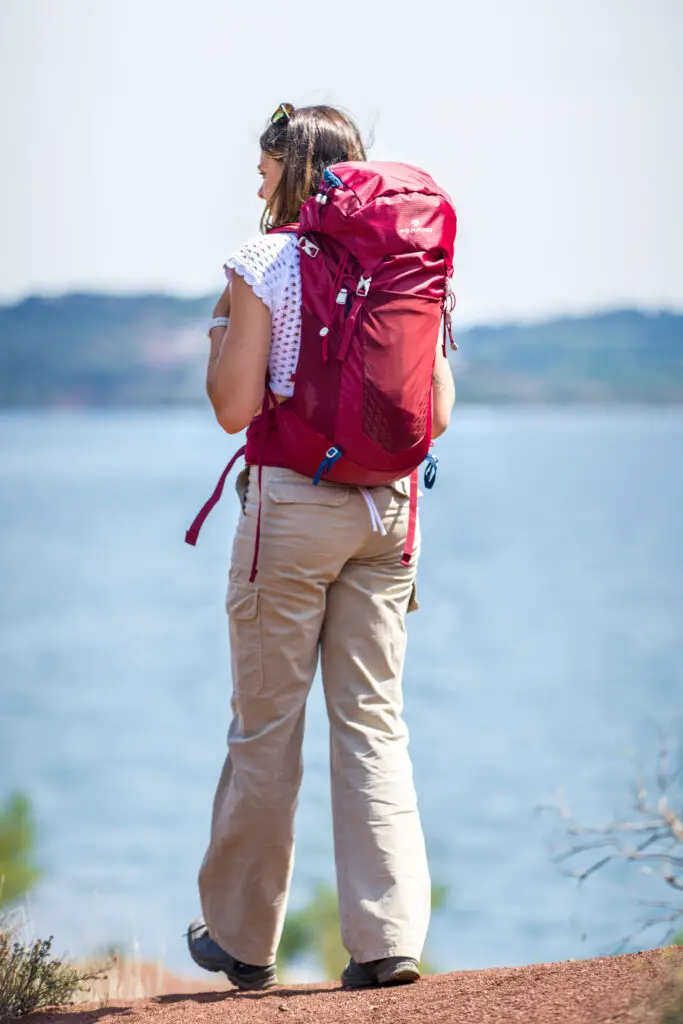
[186,918,277,991]
[341,956,420,989]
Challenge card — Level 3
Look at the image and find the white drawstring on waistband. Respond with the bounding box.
[358,487,387,536]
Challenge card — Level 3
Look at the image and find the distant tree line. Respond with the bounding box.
[1,298,682,407]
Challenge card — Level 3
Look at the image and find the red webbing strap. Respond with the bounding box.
[249,460,264,583]
[248,389,275,583]
[337,295,364,362]
[185,445,247,546]
[401,469,419,566]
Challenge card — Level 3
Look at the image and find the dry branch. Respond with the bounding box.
[539,737,683,950]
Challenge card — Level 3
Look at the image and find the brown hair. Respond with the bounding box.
[259,105,366,231]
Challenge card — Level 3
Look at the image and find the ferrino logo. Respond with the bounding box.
[401,217,433,235]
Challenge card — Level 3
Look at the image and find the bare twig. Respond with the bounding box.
[542,735,683,951]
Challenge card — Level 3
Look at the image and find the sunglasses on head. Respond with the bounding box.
[271,102,294,124]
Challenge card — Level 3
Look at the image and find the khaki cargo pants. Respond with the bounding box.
[198,465,430,967]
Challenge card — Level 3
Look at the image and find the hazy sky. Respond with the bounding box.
[1,0,681,324]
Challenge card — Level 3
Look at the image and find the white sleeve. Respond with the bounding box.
[223,234,293,311]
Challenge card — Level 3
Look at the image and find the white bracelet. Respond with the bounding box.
[207,316,229,338]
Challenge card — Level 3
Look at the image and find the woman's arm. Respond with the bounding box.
[206,274,272,434]
[431,335,455,438]
[206,283,231,394]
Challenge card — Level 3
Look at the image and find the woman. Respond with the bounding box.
[188,104,455,991]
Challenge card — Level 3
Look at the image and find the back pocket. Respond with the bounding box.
[267,480,350,507]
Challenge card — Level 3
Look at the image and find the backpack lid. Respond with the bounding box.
[299,160,456,272]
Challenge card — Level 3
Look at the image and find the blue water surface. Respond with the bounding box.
[0,407,681,974]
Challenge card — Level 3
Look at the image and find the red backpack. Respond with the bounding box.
[186,161,457,578]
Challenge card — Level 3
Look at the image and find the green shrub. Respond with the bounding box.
[277,881,449,981]
[0,796,41,910]
[277,883,346,981]
[0,929,103,1021]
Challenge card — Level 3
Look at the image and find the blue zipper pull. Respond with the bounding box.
[424,452,438,490]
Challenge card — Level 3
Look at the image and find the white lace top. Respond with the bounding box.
[224,233,301,397]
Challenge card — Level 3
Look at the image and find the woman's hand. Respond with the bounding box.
[213,284,231,319]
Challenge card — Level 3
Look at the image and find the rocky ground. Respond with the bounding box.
[27,946,683,1024]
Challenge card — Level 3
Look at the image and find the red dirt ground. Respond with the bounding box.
[28,946,683,1024]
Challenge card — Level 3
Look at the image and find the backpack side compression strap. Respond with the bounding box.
[401,469,419,566]
[185,445,247,546]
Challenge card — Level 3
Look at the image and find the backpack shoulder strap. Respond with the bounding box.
[267,222,300,235]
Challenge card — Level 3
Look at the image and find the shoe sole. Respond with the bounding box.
[342,961,420,989]
[226,972,278,991]
[191,957,277,991]
[376,962,421,986]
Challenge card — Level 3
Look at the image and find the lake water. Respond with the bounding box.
[0,407,681,976]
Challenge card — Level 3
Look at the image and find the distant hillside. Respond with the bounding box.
[0,294,208,407]
[455,309,683,403]
[0,294,681,406]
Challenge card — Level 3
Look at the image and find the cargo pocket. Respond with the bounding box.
[226,581,264,696]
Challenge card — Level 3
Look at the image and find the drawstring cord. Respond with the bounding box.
[358,487,387,536]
